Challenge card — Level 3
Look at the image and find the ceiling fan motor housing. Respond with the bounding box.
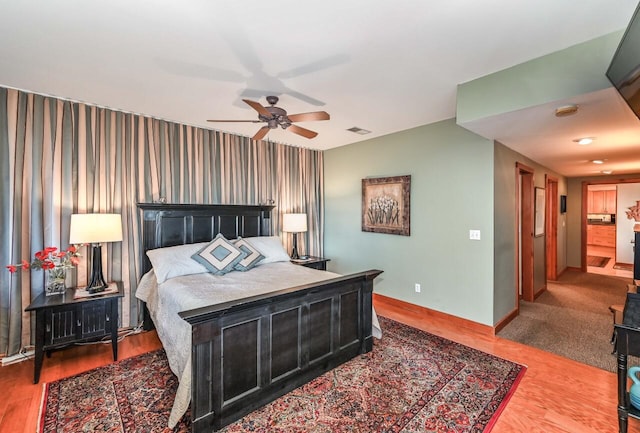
[260,105,291,129]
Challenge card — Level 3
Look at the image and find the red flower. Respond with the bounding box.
[41,260,55,270]
[6,245,81,275]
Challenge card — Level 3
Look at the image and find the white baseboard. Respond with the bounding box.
[1,349,35,366]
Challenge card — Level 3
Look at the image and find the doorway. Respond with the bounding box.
[582,179,639,279]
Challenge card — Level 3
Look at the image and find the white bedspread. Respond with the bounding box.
[135,261,382,428]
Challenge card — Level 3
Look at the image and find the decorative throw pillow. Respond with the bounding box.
[233,237,265,271]
[243,236,290,265]
[191,234,247,275]
[146,242,210,284]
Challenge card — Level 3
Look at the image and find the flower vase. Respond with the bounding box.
[45,267,67,296]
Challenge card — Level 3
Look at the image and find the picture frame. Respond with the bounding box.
[362,175,411,236]
[534,187,545,237]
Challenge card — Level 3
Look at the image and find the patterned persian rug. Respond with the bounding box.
[40,317,525,433]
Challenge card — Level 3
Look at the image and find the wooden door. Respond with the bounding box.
[516,163,535,303]
[545,176,558,280]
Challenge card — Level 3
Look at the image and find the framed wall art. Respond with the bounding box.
[362,175,411,236]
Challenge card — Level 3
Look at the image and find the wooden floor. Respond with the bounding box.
[0,298,632,433]
[587,245,634,279]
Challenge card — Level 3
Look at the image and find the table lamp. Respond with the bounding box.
[283,213,307,260]
[69,213,123,293]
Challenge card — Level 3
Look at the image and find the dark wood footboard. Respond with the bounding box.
[181,269,382,432]
[137,203,382,432]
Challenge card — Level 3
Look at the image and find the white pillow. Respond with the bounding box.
[243,236,290,265]
[146,242,210,284]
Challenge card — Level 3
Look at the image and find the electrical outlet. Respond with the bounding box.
[469,229,481,240]
[415,283,421,293]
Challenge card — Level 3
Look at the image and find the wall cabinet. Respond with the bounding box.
[588,190,617,213]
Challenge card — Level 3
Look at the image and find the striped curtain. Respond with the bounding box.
[0,87,324,357]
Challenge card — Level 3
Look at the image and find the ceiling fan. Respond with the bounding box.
[207,96,330,140]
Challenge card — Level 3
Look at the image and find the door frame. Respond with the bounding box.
[516,162,535,303]
[546,175,558,280]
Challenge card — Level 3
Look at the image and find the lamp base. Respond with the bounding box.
[290,233,300,260]
[87,244,108,294]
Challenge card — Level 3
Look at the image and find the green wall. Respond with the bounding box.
[457,31,623,125]
[324,119,495,325]
[493,142,567,321]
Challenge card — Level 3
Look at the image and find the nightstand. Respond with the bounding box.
[25,281,123,384]
[291,256,330,271]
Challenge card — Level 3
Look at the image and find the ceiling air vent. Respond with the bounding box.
[347,127,371,135]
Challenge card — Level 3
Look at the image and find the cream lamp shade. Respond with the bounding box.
[282,213,307,260]
[69,213,123,293]
[69,213,123,244]
[282,213,308,233]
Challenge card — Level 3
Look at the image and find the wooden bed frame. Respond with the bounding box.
[138,203,382,432]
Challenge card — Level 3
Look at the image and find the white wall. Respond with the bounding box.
[617,183,640,264]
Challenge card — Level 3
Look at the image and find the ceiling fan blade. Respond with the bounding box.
[288,124,318,139]
[206,119,261,123]
[287,111,330,122]
[252,126,270,141]
[243,99,272,117]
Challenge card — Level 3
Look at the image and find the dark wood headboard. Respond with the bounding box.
[137,203,275,276]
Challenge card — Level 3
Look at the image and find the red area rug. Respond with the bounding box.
[40,317,525,433]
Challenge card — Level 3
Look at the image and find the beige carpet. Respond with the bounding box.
[498,270,635,372]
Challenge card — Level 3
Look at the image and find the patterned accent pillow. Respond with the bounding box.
[233,237,265,271]
[191,234,247,275]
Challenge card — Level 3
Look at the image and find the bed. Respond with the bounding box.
[135,203,383,432]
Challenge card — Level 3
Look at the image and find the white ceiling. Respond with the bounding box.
[1,0,639,177]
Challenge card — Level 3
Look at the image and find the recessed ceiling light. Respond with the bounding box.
[602,170,613,174]
[592,159,604,164]
[555,104,579,117]
[573,137,594,145]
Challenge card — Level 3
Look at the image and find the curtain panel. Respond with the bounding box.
[0,87,324,356]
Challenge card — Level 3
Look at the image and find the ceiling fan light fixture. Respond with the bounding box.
[347,127,371,135]
[555,104,579,117]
